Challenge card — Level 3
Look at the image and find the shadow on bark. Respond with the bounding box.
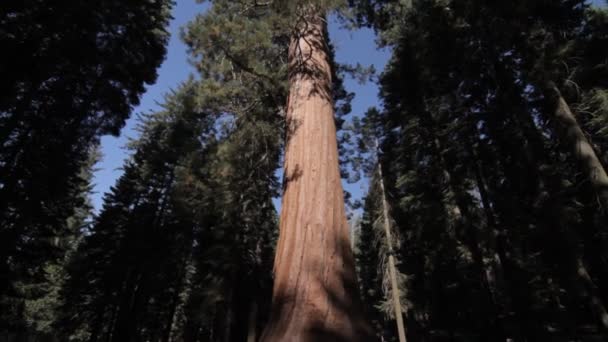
[263,231,376,342]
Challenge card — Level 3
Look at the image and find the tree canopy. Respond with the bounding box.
[0,0,172,337]
[1,1,608,341]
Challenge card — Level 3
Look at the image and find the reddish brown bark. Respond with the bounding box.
[260,6,372,342]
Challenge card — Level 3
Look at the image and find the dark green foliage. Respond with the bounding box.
[351,0,608,341]
[0,0,172,335]
[54,2,289,340]
[57,78,283,341]
[57,83,212,341]
[354,188,386,339]
[3,1,608,341]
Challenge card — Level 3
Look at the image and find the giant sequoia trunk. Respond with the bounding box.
[261,5,372,342]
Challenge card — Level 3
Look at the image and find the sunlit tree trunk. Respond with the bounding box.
[376,159,407,342]
[261,4,372,341]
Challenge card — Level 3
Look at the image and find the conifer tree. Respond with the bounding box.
[185,1,373,340]
[4,1,608,341]
[350,0,608,340]
[58,82,214,342]
[0,1,172,334]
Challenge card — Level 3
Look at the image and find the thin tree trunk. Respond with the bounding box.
[508,82,608,332]
[221,281,237,342]
[163,252,194,342]
[247,300,258,342]
[431,135,505,339]
[261,5,372,341]
[163,291,180,342]
[376,159,407,342]
[111,270,143,342]
[548,84,608,210]
[468,135,530,341]
[576,258,608,330]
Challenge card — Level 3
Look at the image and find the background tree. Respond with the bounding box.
[57,83,216,342]
[350,0,608,340]
[0,1,173,336]
[3,1,608,341]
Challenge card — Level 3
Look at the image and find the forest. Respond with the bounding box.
[1,0,608,341]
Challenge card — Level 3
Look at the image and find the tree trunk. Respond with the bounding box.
[431,135,505,339]
[548,84,608,210]
[260,5,372,341]
[163,253,194,342]
[247,300,258,342]
[376,160,407,342]
[111,270,143,342]
[467,135,529,341]
[575,258,608,330]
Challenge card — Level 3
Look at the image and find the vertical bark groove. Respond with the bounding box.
[261,5,372,342]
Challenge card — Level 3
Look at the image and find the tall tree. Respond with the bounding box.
[349,0,608,340]
[0,0,172,334]
[57,82,215,342]
[260,3,372,341]
[183,1,372,339]
[352,108,409,341]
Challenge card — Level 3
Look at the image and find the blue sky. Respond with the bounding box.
[91,0,605,212]
[91,1,390,212]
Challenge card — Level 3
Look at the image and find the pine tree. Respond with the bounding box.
[58,82,214,342]
[0,1,173,334]
[349,0,608,340]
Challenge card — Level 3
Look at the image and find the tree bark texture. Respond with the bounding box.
[550,85,608,210]
[377,161,407,342]
[261,5,373,342]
